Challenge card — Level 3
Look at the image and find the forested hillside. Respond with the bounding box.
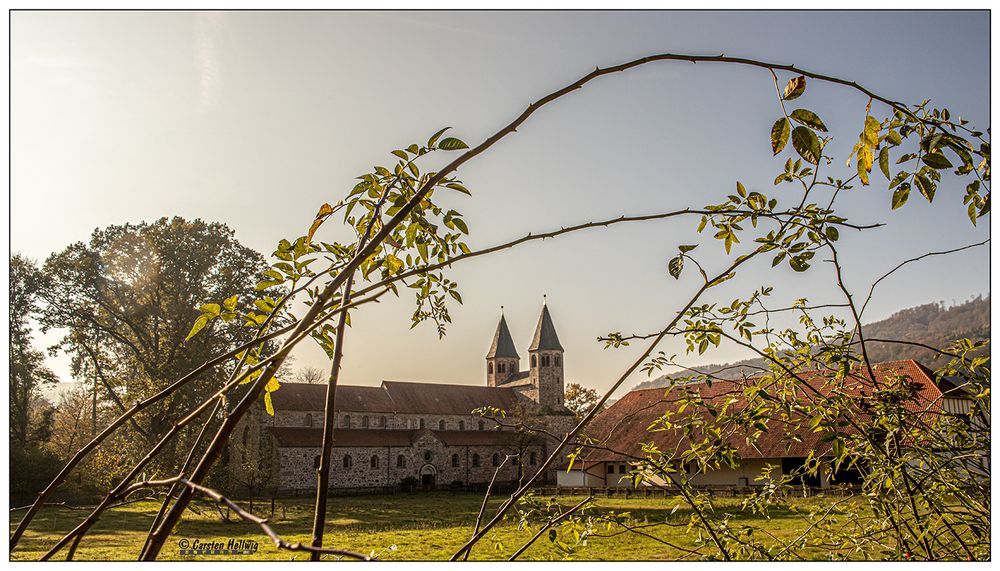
[633,296,990,391]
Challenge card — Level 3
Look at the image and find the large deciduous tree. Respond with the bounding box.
[39,217,271,468]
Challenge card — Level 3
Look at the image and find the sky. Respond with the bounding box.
[10,10,991,398]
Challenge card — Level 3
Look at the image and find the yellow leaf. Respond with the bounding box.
[266,376,281,393]
[306,203,335,245]
[264,391,274,416]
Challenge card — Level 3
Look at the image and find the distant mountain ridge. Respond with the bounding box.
[631,296,990,392]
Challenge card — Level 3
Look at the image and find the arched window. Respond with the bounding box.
[542,355,550,367]
[419,418,426,430]
[314,455,321,469]
[488,362,493,374]
[478,421,485,431]
[458,420,465,431]
[242,426,250,446]
[370,455,379,469]
[530,452,537,466]
[343,455,353,469]
[531,355,537,367]
[492,453,501,467]
[305,413,313,428]
[423,450,433,462]
[380,416,387,428]
[439,419,446,430]
[472,454,480,467]
[341,415,351,428]
[397,455,406,468]
[498,362,505,373]
[362,416,369,428]
[555,355,560,366]
[452,454,460,467]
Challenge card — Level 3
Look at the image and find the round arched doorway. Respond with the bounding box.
[419,464,437,489]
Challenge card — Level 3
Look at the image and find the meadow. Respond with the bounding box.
[11,491,867,561]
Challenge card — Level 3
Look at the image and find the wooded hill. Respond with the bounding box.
[632,295,990,391]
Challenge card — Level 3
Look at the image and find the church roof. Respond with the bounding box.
[381,381,520,415]
[268,427,536,448]
[486,315,519,359]
[268,384,396,413]
[528,304,563,352]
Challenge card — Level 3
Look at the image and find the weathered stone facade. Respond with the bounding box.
[229,304,578,493]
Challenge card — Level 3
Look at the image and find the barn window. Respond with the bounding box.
[370,455,379,469]
[424,451,433,462]
[439,420,446,430]
[488,362,493,374]
[458,420,465,431]
[397,455,406,468]
[343,455,353,469]
[492,453,501,467]
[530,452,536,465]
[362,416,369,428]
[305,414,313,428]
[341,415,350,428]
[531,355,537,367]
[472,454,480,467]
[313,455,320,469]
[478,421,485,431]
[452,454,460,467]
[419,418,426,429]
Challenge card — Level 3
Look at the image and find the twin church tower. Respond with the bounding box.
[485,302,565,409]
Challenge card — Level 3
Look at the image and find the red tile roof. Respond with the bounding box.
[571,360,952,465]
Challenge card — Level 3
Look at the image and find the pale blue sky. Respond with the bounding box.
[11,11,990,395]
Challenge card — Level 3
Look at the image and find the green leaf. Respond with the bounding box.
[825,226,839,242]
[452,218,469,234]
[789,109,828,132]
[922,152,954,170]
[548,529,557,543]
[891,182,910,210]
[886,130,903,145]
[427,127,451,148]
[791,126,821,164]
[668,256,684,280]
[771,252,786,267]
[878,147,891,180]
[782,76,806,100]
[678,244,698,253]
[915,174,935,202]
[391,149,408,160]
[770,117,790,155]
[199,303,221,317]
[223,295,238,312]
[438,137,469,151]
[186,313,211,340]
[736,181,747,198]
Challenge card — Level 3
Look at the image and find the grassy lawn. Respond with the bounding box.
[11,491,870,561]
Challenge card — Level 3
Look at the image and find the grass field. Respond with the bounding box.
[11,491,867,561]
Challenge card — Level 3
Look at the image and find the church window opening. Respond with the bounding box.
[370,455,379,469]
[362,416,369,428]
[341,415,350,428]
[498,362,505,373]
[343,455,353,469]
[472,454,480,467]
[478,421,485,431]
[492,453,501,467]
[305,414,313,428]
[424,451,433,462]
[488,362,493,374]
[458,420,465,431]
[419,418,426,429]
[531,355,536,367]
[380,416,387,427]
[397,455,406,468]
[439,420,446,430]
[451,454,460,467]
[530,452,537,465]
[555,355,560,366]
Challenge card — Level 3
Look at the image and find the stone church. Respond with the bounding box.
[229,304,577,493]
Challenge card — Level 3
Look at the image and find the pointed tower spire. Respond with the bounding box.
[487,314,519,359]
[529,303,563,352]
